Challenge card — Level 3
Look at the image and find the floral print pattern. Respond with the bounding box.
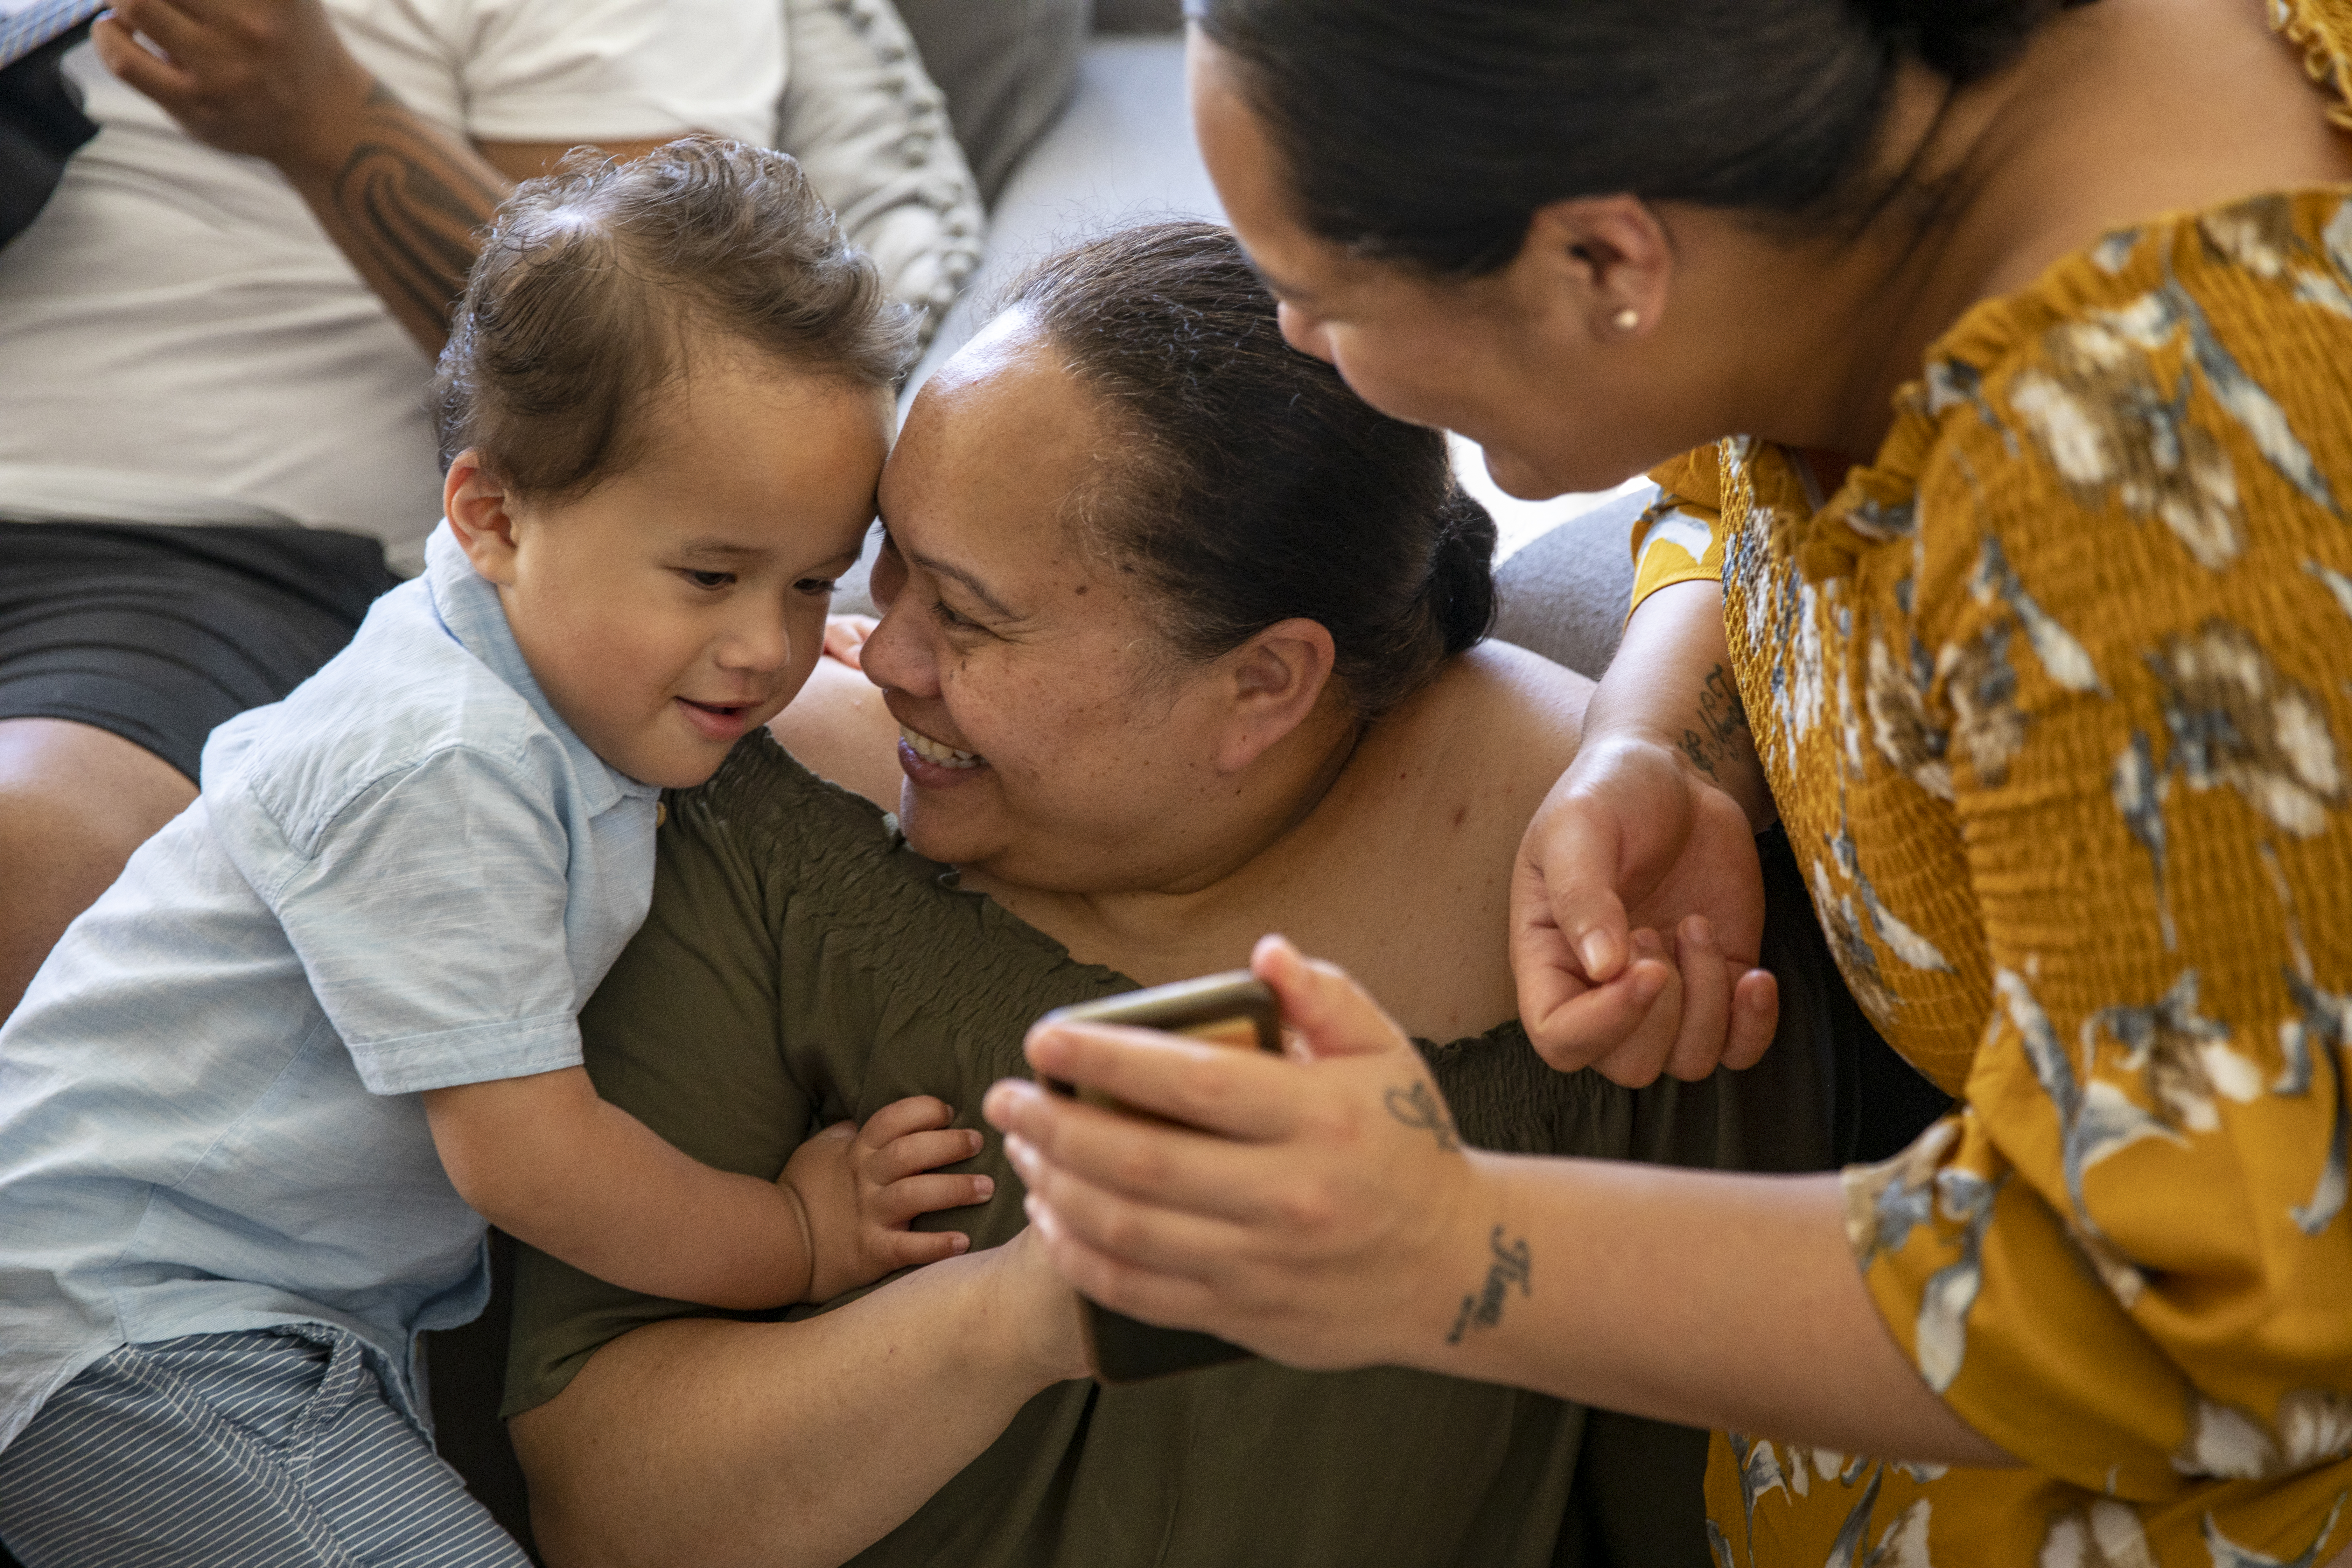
[1635,10,2352,1558]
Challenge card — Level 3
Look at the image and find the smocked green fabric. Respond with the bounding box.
[504,733,1825,1567]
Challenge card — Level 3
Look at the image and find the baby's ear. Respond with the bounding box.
[443,450,523,585]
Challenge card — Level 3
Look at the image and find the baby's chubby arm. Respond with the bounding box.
[422,1071,990,1310]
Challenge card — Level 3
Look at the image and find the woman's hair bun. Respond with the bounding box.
[1855,0,2092,84]
[1426,489,1499,658]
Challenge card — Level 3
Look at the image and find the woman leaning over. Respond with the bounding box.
[989,0,2352,1560]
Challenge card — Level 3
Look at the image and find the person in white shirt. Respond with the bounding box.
[0,0,980,1018]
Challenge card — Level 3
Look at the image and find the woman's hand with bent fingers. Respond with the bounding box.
[1512,734,1777,1084]
[983,936,1491,1372]
[1511,579,1779,1085]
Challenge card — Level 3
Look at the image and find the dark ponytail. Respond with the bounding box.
[1007,221,1494,719]
[1191,0,2101,276]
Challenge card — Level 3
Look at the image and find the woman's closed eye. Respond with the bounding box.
[929,595,984,633]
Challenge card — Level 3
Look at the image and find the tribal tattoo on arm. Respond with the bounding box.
[1676,662,1752,783]
[311,84,508,354]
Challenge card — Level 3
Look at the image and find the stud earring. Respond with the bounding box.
[1611,307,1640,332]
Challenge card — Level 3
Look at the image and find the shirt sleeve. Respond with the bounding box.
[1840,399,2352,1505]
[451,0,785,148]
[230,747,587,1096]
[1630,445,1730,614]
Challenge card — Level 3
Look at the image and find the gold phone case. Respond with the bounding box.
[1036,972,1281,1384]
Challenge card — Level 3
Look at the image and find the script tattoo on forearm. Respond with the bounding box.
[1677,662,1751,781]
[1384,1080,1460,1152]
[1445,1226,1532,1345]
[330,84,505,345]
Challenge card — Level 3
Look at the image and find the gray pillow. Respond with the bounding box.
[894,0,1089,206]
[780,0,987,348]
[1491,485,1656,679]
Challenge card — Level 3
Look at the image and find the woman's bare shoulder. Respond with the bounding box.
[1410,641,1594,784]
[1272,644,1595,1040]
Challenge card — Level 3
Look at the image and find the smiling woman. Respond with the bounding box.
[856,224,1498,913]
[494,222,1878,1568]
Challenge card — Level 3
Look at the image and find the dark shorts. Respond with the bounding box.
[0,521,398,783]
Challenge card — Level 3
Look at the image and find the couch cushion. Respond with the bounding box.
[1491,485,1654,679]
[894,0,1088,206]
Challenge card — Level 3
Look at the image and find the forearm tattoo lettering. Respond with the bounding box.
[330,84,504,337]
[1445,1226,1532,1345]
[1384,1080,1460,1152]
[1678,662,1751,781]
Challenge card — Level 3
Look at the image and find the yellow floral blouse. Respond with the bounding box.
[1633,4,2352,1561]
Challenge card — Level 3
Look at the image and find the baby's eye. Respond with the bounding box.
[681,569,734,590]
[794,576,838,596]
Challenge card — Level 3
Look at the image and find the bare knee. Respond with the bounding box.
[0,720,196,1017]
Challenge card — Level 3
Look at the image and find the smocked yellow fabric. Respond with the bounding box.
[1642,5,2352,1560]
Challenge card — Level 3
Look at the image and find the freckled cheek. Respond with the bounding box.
[934,658,1021,760]
[954,669,1111,788]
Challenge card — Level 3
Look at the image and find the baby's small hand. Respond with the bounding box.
[782,1095,993,1303]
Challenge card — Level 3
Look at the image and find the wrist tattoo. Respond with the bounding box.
[1678,662,1750,781]
[1445,1226,1532,1345]
[1384,1081,1460,1152]
[331,84,503,330]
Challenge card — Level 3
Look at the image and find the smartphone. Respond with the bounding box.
[1035,972,1281,1385]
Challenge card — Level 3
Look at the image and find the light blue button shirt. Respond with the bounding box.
[0,526,661,1448]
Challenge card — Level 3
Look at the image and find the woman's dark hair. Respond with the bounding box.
[1006,221,1495,719]
[434,138,914,500]
[1192,0,2102,275]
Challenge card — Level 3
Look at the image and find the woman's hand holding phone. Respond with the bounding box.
[983,935,1492,1375]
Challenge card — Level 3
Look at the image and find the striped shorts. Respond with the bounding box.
[0,1326,528,1568]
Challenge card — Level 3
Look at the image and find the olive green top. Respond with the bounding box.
[505,733,1829,1568]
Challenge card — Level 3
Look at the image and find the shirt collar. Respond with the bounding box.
[423,524,660,811]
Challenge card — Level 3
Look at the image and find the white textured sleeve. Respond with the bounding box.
[777,0,985,345]
[454,0,786,148]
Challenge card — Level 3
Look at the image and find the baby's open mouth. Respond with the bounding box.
[676,697,757,741]
[899,723,983,769]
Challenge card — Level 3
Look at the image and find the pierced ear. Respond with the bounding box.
[1216,617,1339,774]
[1515,195,1674,343]
[442,450,524,586]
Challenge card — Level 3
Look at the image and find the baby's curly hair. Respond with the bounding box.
[433,138,913,501]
